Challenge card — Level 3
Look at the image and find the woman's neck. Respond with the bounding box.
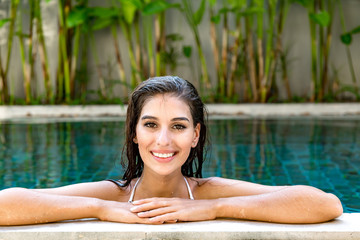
[135,170,188,199]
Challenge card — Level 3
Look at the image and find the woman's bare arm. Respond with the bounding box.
[214,185,343,223]
[130,178,343,224]
[0,187,101,225]
[0,181,153,225]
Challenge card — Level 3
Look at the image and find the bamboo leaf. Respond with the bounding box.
[90,7,120,19]
[219,7,231,15]
[349,25,360,34]
[183,45,192,58]
[253,0,263,7]
[340,33,352,45]
[208,0,217,7]
[227,0,246,9]
[92,18,114,31]
[166,33,183,41]
[241,7,264,15]
[293,0,312,8]
[118,0,142,24]
[310,11,330,27]
[66,7,88,28]
[193,0,206,25]
[0,18,10,28]
[340,25,360,45]
[211,14,221,24]
[143,0,178,15]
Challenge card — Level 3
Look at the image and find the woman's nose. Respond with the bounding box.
[156,128,170,146]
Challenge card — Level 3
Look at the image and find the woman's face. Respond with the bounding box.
[134,94,200,177]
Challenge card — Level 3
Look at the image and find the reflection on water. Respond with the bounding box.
[0,117,359,213]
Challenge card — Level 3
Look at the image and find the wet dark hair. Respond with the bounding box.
[121,76,208,187]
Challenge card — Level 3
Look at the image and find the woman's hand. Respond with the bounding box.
[129,198,218,223]
[97,200,164,224]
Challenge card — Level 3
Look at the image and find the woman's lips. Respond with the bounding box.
[151,151,176,162]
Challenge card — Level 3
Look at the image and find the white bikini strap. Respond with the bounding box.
[184,177,194,200]
[128,177,141,203]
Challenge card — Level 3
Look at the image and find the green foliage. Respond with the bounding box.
[142,0,179,15]
[1,0,360,105]
[341,25,360,45]
[118,0,142,24]
[182,45,192,58]
[66,7,88,28]
[0,18,10,28]
[293,0,312,8]
[310,11,330,27]
[193,0,206,25]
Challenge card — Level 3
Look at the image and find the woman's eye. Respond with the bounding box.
[173,124,186,130]
[144,122,157,128]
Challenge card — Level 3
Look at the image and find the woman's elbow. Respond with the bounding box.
[322,192,343,221]
[288,185,342,223]
[299,186,343,222]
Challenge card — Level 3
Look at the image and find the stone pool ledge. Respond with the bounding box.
[0,213,358,240]
[1,103,360,120]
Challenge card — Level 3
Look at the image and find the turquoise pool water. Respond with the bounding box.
[0,117,359,213]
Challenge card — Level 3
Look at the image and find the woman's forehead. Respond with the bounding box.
[140,94,192,120]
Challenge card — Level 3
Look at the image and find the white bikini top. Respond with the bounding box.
[128,177,194,203]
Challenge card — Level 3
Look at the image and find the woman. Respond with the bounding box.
[0,76,342,225]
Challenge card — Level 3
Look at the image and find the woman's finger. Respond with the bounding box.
[137,206,175,218]
[149,212,180,223]
[130,199,173,213]
[131,197,175,205]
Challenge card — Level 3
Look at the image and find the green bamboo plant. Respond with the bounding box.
[1,0,360,104]
[205,0,290,102]
[17,1,38,104]
[295,0,335,102]
[57,0,72,103]
[338,0,360,98]
[208,0,245,101]
[35,0,53,103]
[142,0,177,77]
[180,0,211,91]
[115,0,142,89]
[0,0,19,104]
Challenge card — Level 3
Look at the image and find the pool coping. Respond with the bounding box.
[1,103,360,120]
[0,214,358,240]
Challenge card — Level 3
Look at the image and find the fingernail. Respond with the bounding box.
[130,206,138,211]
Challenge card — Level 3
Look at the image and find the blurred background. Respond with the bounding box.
[0,0,359,104]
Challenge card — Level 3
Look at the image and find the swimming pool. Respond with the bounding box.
[0,117,359,213]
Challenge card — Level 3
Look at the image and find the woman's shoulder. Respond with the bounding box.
[35,180,132,202]
[191,177,285,199]
[191,176,242,186]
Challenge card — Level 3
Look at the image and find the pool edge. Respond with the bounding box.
[2,103,360,120]
[0,213,358,240]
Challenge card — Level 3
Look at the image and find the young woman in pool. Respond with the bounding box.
[0,76,342,225]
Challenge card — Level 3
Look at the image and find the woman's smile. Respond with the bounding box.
[151,151,177,162]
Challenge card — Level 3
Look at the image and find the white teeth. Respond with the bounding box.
[152,152,174,158]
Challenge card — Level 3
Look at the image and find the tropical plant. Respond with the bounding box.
[0,0,19,104]
[338,0,360,98]
[180,0,210,92]
[295,0,335,102]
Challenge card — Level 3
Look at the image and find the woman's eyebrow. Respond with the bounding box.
[171,117,190,122]
[140,115,157,120]
[140,115,190,122]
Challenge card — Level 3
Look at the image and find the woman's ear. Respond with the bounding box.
[192,123,201,148]
[133,137,138,144]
